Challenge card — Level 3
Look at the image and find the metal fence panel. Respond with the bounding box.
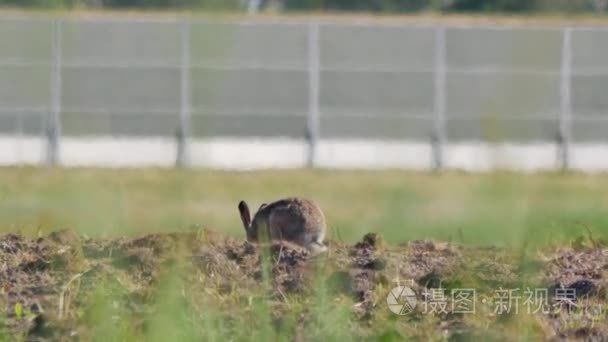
[571,75,608,117]
[61,20,181,65]
[446,73,561,118]
[62,68,180,111]
[190,22,308,68]
[571,29,608,120]
[0,19,52,62]
[320,71,434,116]
[445,27,563,142]
[570,29,608,142]
[320,25,435,69]
[319,25,435,140]
[571,120,608,142]
[61,67,180,137]
[571,29,608,69]
[0,66,51,108]
[59,20,181,138]
[446,27,563,70]
[190,22,309,138]
[191,69,308,112]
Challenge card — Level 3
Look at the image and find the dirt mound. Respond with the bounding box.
[194,237,314,297]
[540,244,608,340]
[348,233,384,319]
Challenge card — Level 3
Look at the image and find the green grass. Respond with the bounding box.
[1,167,607,247]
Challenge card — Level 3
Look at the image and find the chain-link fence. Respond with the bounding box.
[1,15,607,169]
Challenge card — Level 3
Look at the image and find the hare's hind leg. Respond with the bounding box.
[305,224,327,256]
[306,241,327,256]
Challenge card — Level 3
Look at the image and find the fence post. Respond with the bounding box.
[559,27,572,171]
[306,22,320,168]
[48,19,62,166]
[432,26,447,171]
[176,20,192,168]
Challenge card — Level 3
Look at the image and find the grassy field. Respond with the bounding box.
[1,167,607,247]
[1,167,608,341]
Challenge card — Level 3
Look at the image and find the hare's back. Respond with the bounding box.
[264,198,325,240]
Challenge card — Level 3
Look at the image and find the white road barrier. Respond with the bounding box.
[3,135,608,172]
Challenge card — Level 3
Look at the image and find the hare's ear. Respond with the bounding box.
[238,200,251,232]
[258,203,267,211]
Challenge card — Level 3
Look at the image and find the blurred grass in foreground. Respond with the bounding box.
[0,167,607,247]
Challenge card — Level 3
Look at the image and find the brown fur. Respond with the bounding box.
[238,197,328,256]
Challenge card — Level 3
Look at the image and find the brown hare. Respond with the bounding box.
[238,197,328,255]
